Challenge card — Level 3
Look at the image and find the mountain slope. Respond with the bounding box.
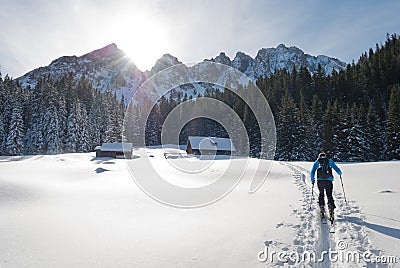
[17,43,346,102]
[18,44,148,103]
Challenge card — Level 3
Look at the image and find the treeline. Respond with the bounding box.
[145,34,400,161]
[261,33,400,161]
[143,86,260,155]
[0,74,124,155]
[1,34,399,161]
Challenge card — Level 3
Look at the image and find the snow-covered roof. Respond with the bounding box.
[100,143,133,152]
[187,136,236,151]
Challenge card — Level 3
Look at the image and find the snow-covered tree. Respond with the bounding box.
[298,91,314,160]
[311,94,324,154]
[387,85,400,159]
[322,102,334,157]
[65,99,80,153]
[365,103,383,161]
[0,117,5,154]
[276,91,304,160]
[5,105,25,155]
[88,92,103,149]
[42,104,61,154]
[345,103,367,162]
[77,102,90,152]
[335,104,351,161]
[104,91,123,143]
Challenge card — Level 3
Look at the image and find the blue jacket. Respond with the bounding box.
[310,158,342,183]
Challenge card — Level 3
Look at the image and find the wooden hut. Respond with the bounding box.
[186,136,235,155]
[95,143,133,159]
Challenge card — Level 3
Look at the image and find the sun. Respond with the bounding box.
[109,13,170,71]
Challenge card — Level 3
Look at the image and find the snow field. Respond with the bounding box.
[0,151,399,267]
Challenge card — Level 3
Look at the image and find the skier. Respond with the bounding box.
[310,152,342,223]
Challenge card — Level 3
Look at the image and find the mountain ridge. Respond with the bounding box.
[208,43,346,80]
[17,43,347,103]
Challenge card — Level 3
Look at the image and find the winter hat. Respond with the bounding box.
[318,152,327,158]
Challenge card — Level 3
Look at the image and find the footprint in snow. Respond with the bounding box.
[95,167,109,173]
[264,240,273,246]
[379,189,395,193]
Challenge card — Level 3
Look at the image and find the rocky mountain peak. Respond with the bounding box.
[151,54,181,74]
[214,52,231,66]
[277,43,287,50]
[80,43,122,60]
[232,52,253,73]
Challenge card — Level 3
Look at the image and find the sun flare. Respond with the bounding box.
[109,13,170,71]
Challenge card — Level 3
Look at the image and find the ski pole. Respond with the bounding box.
[339,175,348,204]
[309,182,314,209]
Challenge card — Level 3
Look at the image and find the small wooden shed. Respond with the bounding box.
[95,143,133,159]
[186,136,235,155]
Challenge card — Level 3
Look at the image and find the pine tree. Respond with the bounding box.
[311,94,324,154]
[37,77,63,154]
[123,103,142,145]
[346,103,365,162]
[104,92,122,143]
[88,91,103,149]
[5,105,25,156]
[57,92,68,152]
[298,91,313,160]
[145,105,161,146]
[366,103,382,161]
[276,91,302,160]
[331,100,343,160]
[65,99,79,153]
[387,85,400,159]
[105,109,122,143]
[42,104,61,154]
[0,73,5,154]
[76,75,93,113]
[0,117,5,154]
[336,104,352,161]
[24,86,40,154]
[77,103,90,152]
[322,102,334,157]
[357,104,370,160]
[1,76,14,151]
[314,64,330,102]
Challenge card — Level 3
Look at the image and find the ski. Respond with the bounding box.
[328,211,335,223]
[329,222,336,233]
[328,211,335,233]
[320,210,327,224]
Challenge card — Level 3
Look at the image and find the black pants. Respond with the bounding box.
[317,180,335,211]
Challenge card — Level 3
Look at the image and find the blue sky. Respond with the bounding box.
[1,0,399,78]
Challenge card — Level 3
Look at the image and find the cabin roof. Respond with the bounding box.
[100,143,133,152]
[187,136,236,151]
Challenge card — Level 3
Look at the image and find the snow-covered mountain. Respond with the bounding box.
[17,43,346,103]
[210,44,346,80]
[18,43,148,103]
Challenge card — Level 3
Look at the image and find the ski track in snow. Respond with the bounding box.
[278,162,389,268]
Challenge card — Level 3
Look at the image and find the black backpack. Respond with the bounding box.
[317,157,333,179]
